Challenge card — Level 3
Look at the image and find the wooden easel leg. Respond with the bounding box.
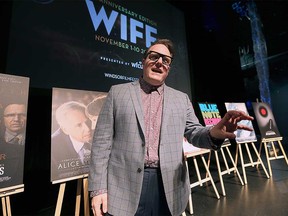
[221,147,230,173]
[75,179,82,216]
[2,197,7,216]
[55,183,66,216]
[201,155,220,199]
[256,142,263,169]
[251,143,270,178]
[245,143,254,166]
[226,147,244,186]
[205,151,212,179]
[262,141,272,176]
[238,144,247,185]
[234,144,239,174]
[193,157,202,186]
[215,150,226,196]
[5,197,11,216]
[278,140,288,165]
[83,178,90,216]
[271,142,278,157]
[187,193,193,215]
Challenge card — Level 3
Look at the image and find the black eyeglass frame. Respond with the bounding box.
[145,51,174,66]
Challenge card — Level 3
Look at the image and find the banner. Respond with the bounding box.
[7,0,191,98]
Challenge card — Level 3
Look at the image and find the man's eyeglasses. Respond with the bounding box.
[146,51,173,67]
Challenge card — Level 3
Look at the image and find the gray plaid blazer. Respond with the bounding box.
[88,80,214,216]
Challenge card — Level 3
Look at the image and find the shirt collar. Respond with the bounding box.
[139,76,164,94]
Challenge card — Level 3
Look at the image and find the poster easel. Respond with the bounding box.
[54,176,90,216]
[0,185,24,216]
[50,88,107,216]
[251,102,287,177]
[210,141,244,196]
[183,140,220,215]
[234,141,270,184]
[199,102,243,196]
[259,137,288,176]
[224,102,269,184]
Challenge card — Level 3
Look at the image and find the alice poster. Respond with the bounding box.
[51,87,107,183]
[252,102,281,139]
[225,102,257,143]
[198,102,222,126]
[0,73,29,191]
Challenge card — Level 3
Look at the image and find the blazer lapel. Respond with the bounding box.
[130,81,145,134]
[160,85,172,141]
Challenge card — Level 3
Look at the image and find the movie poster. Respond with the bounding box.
[0,73,29,191]
[198,102,222,126]
[198,102,231,144]
[51,87,107,183]
[225,102,257,143]
[252,102,281,139]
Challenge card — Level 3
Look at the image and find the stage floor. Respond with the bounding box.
[7,140,288,216]
[184,142,288,216]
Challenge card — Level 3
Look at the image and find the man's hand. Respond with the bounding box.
[91,193,108,216]
[210,110,254,140]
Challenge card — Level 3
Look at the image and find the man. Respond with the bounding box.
[2,102,27,145]
[51,101,93,181]
[88,39,254,216]
[0,103,25,189]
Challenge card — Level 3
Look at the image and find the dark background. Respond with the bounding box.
[167,0,288,141]
[1,0,288,215]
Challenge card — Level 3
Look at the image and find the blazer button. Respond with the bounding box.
[137,168,142,173]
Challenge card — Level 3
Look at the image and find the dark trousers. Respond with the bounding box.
[106,167,171,216]
[135,167,171,216]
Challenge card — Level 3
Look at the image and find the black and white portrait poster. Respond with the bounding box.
[0,73,29,191]
[252,102,281,139]
[225,102,257,143]
[51,87,107,183]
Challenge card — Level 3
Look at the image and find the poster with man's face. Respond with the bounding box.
[252,102,281,139]
[0,73,29,191]
[50,87,107,184]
